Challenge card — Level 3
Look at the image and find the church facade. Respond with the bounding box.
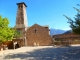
[26,24,53,46]
[14,2,53,46]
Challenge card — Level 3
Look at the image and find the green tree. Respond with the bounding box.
[63,7,80,34]
[14,29,21,38]
[0,15,15,43]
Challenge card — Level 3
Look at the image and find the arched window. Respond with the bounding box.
[18,5,23,8]
[34,29,37,33]
[19,5,20,8]
[21,5,23,8]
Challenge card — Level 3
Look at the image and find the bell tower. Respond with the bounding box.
[15,2,28,29]
[14,2,28,46]
[15,2,28,44]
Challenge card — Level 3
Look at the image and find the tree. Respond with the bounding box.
[0,15,15,43]
[14,29,21,38]
[63,7,80,35]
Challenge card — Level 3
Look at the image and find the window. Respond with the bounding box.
[19,5,23,8]
[34,29,37,33]
[21,5,23,8]
[19,5,20,8]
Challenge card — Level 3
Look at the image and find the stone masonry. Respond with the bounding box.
[14,2,53,46]
[26,24,53,46]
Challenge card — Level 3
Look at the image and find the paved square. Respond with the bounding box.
[0,46,80,60]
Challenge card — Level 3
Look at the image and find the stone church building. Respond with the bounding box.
[14,2,53,46]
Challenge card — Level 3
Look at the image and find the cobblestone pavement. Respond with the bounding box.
[0,46,80,60]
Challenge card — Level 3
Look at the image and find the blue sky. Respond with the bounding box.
[0,0,80,30]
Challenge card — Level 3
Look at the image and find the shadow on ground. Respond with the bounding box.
[3,46,80,60]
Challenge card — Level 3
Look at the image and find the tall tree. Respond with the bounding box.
[0,15,15,43]
[63,7,80,35]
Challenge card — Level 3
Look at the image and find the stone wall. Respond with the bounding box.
[53,33,80,41]
[0,39,25,50]
[53,33,80,46]
[13,38,25,47]
[26,24,53,46]
[3,41,14,49]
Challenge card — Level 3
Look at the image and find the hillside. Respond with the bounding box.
[50,28,67,36]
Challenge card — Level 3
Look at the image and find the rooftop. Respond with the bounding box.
[17,2,27,7]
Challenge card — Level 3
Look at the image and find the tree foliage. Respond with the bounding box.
[14,29,21,38]
[0,15,15,43]
[63,7,80,34]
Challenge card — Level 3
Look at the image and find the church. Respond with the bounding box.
[14,2,53,46]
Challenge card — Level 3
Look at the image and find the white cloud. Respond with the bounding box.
[62,28,71,30]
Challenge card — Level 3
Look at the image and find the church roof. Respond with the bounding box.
[17,2,27,7]
[26,23,50,31]
[32,23,49,28]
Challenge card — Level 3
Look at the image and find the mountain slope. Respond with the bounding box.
[63,30,72,34]
[50,28,67,36]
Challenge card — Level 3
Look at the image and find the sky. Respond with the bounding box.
[0,0,80,30]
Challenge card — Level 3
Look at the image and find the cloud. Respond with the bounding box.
[62,28,71,30]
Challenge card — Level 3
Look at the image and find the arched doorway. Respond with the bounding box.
[15,43,19,49]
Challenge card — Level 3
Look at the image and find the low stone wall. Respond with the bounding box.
[54,41,80,46]
[71,41,80,44]
[0,38,25,50]
[3,41,13,49]
[54,41,70,46]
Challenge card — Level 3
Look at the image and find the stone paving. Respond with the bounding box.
[0,46,80,60]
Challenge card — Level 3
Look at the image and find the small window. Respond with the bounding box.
[19,5,20,8]
[21,5,23,8]
[19,5,23,8]
[34,29,37,33]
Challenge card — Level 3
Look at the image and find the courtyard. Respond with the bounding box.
[0,46,80,60]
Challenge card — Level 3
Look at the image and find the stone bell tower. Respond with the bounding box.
[15,2,28,37]
[14,2,28,45]
[14,2,28,46]
[15,2,28,29]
